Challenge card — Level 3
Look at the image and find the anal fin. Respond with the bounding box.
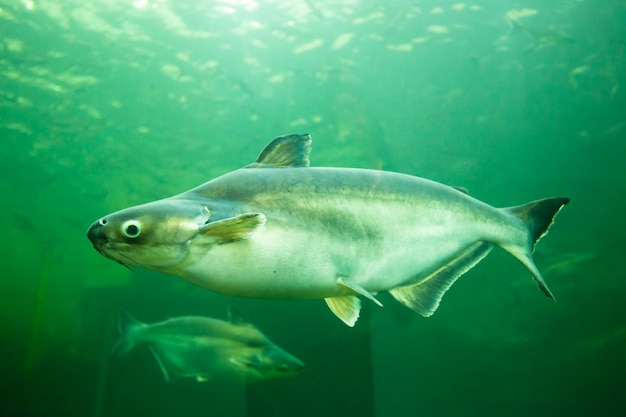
[324,295,361,327]
[390,242,493,317]
[149,345,175,382]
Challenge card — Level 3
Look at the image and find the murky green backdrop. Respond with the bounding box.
[2,0,625,416]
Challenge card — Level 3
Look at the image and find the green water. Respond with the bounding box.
[2,0,625,416]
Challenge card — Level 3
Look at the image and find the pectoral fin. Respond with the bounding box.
[230,355,262,370]
[336,277,383,307]
[324,295,361,327]
[200,213,266,243]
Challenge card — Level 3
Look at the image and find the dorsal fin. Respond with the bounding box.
[227,306,250,326]
[246,134,312,168]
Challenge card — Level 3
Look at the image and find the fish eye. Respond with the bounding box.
[121,220,141,238]
[98,218,108,226]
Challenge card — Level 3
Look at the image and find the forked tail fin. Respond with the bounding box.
[111,311,144,357]
[504,197,570,300]
[507,197,570,250]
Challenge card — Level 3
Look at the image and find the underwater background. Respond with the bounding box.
[1,0,625,416]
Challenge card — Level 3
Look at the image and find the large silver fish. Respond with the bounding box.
[112,308,304,383]
[88,134,569,326]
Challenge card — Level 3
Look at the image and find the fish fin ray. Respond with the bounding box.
[111,311,143,357]
[200,213,266,242]
[230,355,262,370]
[148,345,176,382]
[504,197,570,300]
[227,306,251,326]
[506,197,570,250]
[336,277,383,307]
[324,295,361,327]
[390,242,493,317]
[246,133,312,168]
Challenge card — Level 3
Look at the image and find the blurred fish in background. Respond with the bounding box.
[112,307,304,383]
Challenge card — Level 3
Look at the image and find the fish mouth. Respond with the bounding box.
[86,222,120,263]
[86,223,144,270]
[87,222,107,252]
[90,238,107,254]
[282,359,305,374]
[287,356,305,373]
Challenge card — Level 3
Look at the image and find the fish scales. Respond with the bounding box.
[178,168,505,294]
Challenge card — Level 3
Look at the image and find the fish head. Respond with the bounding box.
[231,343,305,382]
[87,199,210,270]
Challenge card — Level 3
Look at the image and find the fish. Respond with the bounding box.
[112,308,304,383]
[87,134,570,326]
[506,18,575,51]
